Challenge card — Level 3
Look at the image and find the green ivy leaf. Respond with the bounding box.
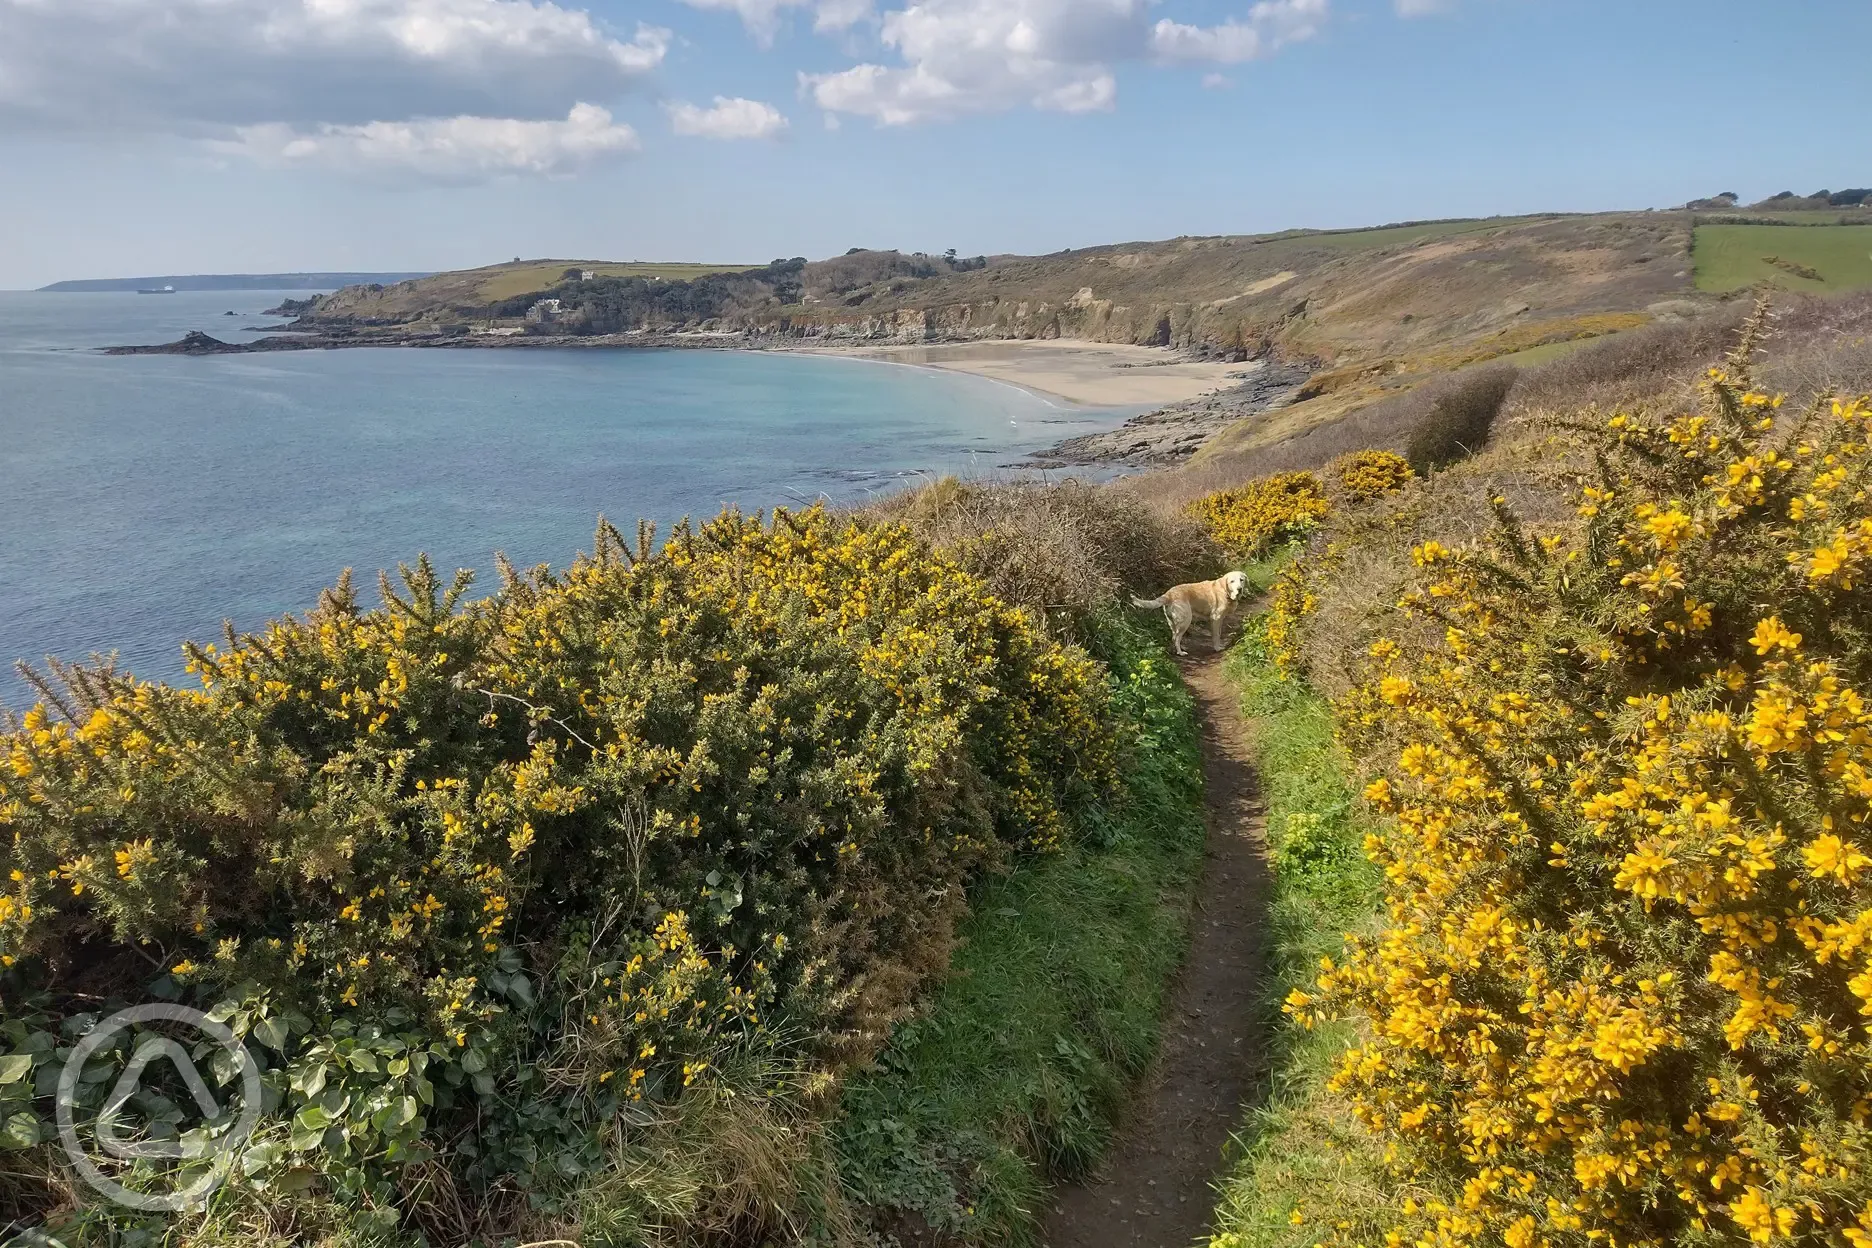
[0,1054,33,1084]
[253,1016,291,1053]
[0,1112,43,1150]
[241,1139,286,1175]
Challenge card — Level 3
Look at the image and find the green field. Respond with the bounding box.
[1252,215,1560,256]
[1488,336,1599,369]
[1692,223,1872,293]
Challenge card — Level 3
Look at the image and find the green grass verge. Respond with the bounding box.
[1488,336,1599,369]
[1693,223,1872,293]
[831,612,1207,1245]
[1206,618,1393,1248]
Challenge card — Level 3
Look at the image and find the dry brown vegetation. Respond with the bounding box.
[840,294,1872,664]
[305,213,1706,371]
[862,476,1220,629]
[1241,292,1872,699]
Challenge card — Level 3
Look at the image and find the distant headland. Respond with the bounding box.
[94,199,1872,467]
[39,271,432,293]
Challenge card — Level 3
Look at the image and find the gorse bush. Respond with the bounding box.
[834,612,1207,1245]
[1191,472,1331,559]
[1404,366,1517,474]
[1330,450,1415,503]
[0,505,1117,1238]
[1286,325,1872,1247]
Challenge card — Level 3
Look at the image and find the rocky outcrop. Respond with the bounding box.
[106,330,246,355]
[1027,361,1314,468]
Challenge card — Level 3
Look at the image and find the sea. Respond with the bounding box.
[0,290,1130,704]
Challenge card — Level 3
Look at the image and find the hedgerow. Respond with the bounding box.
[1403,366,1517,474]
[0,505,1118,1239]
[1286,321,1872,1247]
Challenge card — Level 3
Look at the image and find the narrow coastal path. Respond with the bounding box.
[1043,648,1274,1248]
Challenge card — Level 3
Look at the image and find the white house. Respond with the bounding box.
[526,298,564,323]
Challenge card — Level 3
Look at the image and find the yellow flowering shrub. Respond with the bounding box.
[1263,545,1338,677]
[0,505,1117,1220]
[1191,472,1331,558]
[1332,450,1416,502]
[1289,337,1872,1247]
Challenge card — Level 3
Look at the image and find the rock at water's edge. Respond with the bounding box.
[106,330,241,356]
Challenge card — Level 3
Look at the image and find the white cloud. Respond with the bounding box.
[1202,72,1233,89]
[800,0,1326,125]
[677,0,872,45]
[1152,0,1325,63]
[0,0,667,132]
[1395,0,1456,13]
[666,96,790,140]
[219,103,639,183]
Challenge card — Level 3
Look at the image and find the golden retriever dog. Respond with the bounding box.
[1131,570,1249,656]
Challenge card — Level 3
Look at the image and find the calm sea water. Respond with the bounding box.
[0,291,1126,702]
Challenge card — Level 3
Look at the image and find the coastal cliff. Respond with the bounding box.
[280,213,1704,368]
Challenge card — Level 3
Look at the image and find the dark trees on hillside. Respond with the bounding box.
[485,259,810,333]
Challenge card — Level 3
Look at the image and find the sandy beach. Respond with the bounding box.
[800,339,1259,407]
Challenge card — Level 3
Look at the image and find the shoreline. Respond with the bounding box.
[764,346,1079,412]
[102,329,1310,466]
[783,339,1259,409]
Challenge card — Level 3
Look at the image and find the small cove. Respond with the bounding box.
[0,291,1134,700]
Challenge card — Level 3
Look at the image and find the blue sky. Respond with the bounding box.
[0,0,1865,289]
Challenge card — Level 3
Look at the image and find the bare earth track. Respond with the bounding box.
[1045,648,1273,1248]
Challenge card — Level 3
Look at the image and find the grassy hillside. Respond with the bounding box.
[314,258,755,320]
[1693,222,1872,292]
[298,214,1701,374]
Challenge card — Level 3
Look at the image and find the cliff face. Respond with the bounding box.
[297,213,1705,370]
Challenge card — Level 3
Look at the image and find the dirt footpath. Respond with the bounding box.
[1043,651,1273,1248]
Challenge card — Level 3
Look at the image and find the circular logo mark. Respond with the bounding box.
[56,1005,263,1213]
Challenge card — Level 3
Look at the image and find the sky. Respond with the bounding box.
[0,0,1866,289]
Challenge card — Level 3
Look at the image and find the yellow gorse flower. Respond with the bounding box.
[1191,471,1332,557]
[1281,339,1872,1248]
[0,503,1119,1123]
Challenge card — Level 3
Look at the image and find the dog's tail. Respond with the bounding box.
[1130,595,1165,610]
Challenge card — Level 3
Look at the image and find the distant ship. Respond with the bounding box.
[136,285,177,295]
